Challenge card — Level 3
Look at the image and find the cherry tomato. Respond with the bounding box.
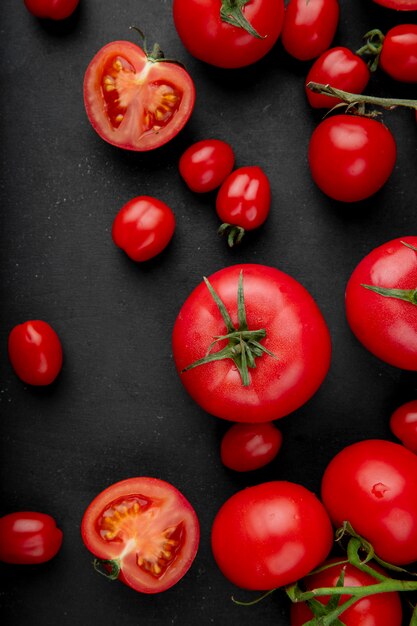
[0,512,63,564]
[308,114,397,202]
[24,0,79,20]
[220,422,282,471]
[179,140,235,193]
[291,558,403,626]
[8,320,63,386]
[390,400,417,453]
[211,481,333,590]
[84,40,195,151]
[322,439,417,565]
[379,25,417,83]
[81,477,199,594]
[172,264,331,422]
[373,0,417,9]
[173,0,285,69]
[306,47,370,109]
[112,196,176,262]
[345,237,417,370]
[281,0,340,62]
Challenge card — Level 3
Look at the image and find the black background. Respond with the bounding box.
[1,1,417,624]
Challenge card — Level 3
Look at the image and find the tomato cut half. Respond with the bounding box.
[373,0,417,9]
[84,41,195,151]
[81,477,200,593]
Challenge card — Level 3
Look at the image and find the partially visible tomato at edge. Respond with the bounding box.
[24,0,79,20]
[390,400,417,453]
[373,0,417,9]
[379,24,417,83]
[0,512,63,564]
[281,0,340,61]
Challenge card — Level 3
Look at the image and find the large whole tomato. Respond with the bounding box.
[281,0,340,61]
[308,115,397,202]
[211,481,333,590]
[321,439,417,565]
[173,0,285,69]
[84,40,195,151]
[0,512,63,564]
[81,477,199,594]
[24,0,79,20]
[172,264,331,422]
[345,236,417,370]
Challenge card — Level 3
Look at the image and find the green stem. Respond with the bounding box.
[294,578,417,602]
[306,82,417,111]
[218,223,246,247]
[356,29,385,72]
[361,284,417,305]
[220,0,264,39]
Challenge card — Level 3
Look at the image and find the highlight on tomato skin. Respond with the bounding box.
[179,139,235,193]
[81,477,200,594]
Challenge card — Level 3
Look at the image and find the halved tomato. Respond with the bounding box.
[83,40,195,151]
[81,477,200,593]
[373,0,417,8]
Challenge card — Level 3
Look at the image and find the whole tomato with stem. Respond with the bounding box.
[84,35,195,151]
[8,320,63,386]
[358,25,417,82]
[372,0,417,9]
[220,422,282,471]
[0,512,63,564]
[24,0,79,19]
[390,400,417,453]
[321,439,417,565]
[81,477,199,594]
[179,139,235,193]
[305,47,370,109]
[281,0,340,61]
[112,196,175,262]
[173,0,285,69]
[216,166,271,246]
[172,264,331,422]
[345,237,417,370]
[211,481,333,590]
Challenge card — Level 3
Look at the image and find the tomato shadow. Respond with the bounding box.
[33,3,82,37]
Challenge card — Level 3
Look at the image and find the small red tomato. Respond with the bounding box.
[24,0,79,20]
[390,400,417,453]
[0,512,63,564]
[373,0,417,9]
[216,166,271,246]
[380,24,417,83]
[306,47,370,109]
[112,196,175,262]
[281,0,340,61]
[8,320,63,386]
[221,422,282,471]
[179,139,235,193]
[308,114,397,202]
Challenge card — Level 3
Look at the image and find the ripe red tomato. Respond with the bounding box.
[84,40,195,151]
[308,115,397,202]
[281,0,340,62]
[211,481,333,590]
[216,166,271,245]
[305,47,370,109]
[0,512,63,564]
[322,439,417,565]
[172,264,331,422]
[81,477,199,594]
[179,140,235,193]
[390,400,417,453]
[373,0,417,9]
[8,320,63,386]
[220,422,282,471]
[112,196,175,262]
[173,0,285,69]
[345,236,417,370]
[379,24,417,83]
[290,558,403,626]
[24,0,79,19]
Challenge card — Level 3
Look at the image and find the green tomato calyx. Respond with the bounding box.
[220,0,264,39]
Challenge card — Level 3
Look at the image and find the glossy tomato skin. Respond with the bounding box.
[345,236,417,370]
[390,400,417,453]
[380,25,417,82]
[306,47,370,109]
[373,0,417,9]
[84,41,195,151]
[216,166,271,231]
[173,264,331,422]
[211,481,333,590]
[281,0,340,61]
[179,140,235,193]
[24,0,79,19]
[112,196,175,262]
[291,558,403,626]
[0,512,63,564]
[81,477,199,594]
[8,320,63,386]
[322,439,417,565]
[220,422,282,471]
[308,115,396,202]
[173,0,285,69]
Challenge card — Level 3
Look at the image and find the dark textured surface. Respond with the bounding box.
[1,1,417,624]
